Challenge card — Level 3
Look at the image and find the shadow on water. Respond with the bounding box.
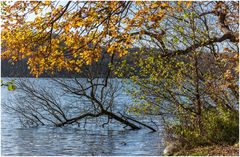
[2,123,164,155]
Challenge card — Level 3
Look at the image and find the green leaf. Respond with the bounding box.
[173,37,179,43]
[8,84,17,91]
[179,27,184,33]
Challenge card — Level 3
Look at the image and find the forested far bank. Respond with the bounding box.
[1,49,236,78]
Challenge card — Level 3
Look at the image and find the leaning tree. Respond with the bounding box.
[113,1,239,140]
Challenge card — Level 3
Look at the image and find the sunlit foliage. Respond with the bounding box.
[1,1,191,77]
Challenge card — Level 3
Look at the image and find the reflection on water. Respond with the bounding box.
[1,78,164,156]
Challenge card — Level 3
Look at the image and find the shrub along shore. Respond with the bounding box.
[163,108,239,156]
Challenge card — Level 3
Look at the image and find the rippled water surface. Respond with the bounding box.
[1,78,164,156]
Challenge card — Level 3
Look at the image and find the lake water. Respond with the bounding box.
[1,78,165,156]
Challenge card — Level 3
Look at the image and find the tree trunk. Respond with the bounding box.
[103,110,141,130]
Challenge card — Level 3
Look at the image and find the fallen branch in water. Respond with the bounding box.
[118,112,157,132]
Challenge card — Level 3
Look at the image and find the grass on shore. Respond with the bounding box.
[174,143,239,156]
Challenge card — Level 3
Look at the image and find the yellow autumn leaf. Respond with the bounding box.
[186,2,192,8]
